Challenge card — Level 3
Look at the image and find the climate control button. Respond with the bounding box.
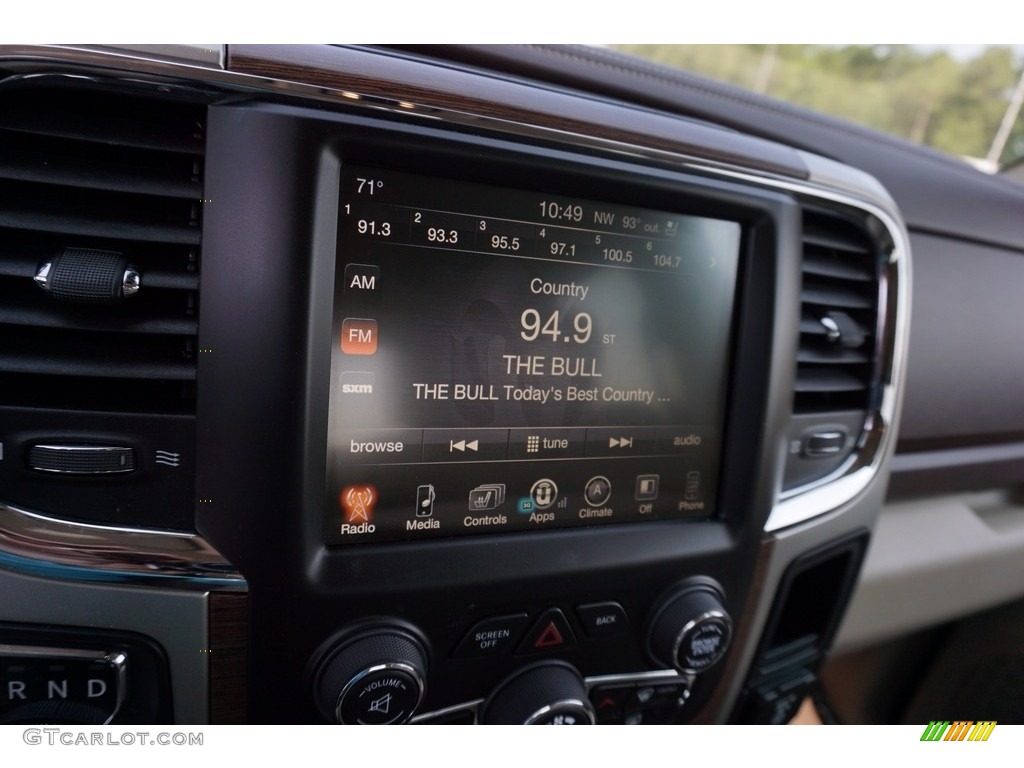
[481,661,594,725]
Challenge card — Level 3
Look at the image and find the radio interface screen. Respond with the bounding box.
[325,166,741,543]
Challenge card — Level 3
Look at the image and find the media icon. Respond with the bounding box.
[415,484,436,517]
[635,474,660,501]
[530,479,558,510]
[341,485,377,523]
[468,483,506,511]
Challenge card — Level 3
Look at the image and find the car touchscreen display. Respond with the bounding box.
[325,166,741,543]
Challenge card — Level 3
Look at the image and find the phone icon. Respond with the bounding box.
[416,484,436,517]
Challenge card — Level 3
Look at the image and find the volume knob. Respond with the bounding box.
[314,628,427,724]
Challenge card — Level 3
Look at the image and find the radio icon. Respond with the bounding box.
[468,483,506,511]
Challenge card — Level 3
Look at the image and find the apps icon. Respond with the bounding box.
[468,483,506,511]
[530,479,558,510]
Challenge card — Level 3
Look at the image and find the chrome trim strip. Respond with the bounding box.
[411,669,691,724]
[74,44,225,69]
[586,668,692,688]
[0,44,910,554]
[0,501,245,590]
[409,698,484,724]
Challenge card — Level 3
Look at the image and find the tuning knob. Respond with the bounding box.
[313,628,427,724]
[481,661,595,725]
[648,584,732,674]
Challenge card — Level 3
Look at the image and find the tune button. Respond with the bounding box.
[648,583,733,674]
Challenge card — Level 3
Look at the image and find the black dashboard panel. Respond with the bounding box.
[196,103,796,722]
[0,45,915,726]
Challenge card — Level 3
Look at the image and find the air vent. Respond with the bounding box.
[794,208,879,414]
[0,83,204,414]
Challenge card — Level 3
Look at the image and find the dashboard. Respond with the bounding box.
[1,43,1018,726]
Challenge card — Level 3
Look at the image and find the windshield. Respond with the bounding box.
[612,45,1024,173]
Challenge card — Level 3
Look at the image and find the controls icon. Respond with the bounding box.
[469,483,506,511]
[530,479,558,510]
[584,476,612,507]
[341,485,377,523]
[635,474,660,501]
[415,484,436,517]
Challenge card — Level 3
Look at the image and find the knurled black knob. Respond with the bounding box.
[480,661,595,725]
[648,584,732,674]
[314,629,427,724]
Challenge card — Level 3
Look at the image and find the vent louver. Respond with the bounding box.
[0,83,204,413]
[794,208,879,413]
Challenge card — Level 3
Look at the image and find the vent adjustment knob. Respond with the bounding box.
[35,248,140,304]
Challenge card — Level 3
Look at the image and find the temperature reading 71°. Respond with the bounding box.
[356,178,383,195]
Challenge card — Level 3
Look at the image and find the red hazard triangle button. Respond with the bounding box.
[516,608,577,654]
